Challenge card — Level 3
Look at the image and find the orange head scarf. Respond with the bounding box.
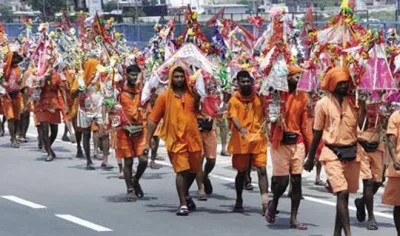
[158,65,196,150]
[321,67,350,93]
[288,65,303,76]
[83,59,99,86]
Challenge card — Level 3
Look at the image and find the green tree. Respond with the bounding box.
[0,5,14,23]
[124,7,145,23]
[238,0,249,5]
[20,0,72,19]
[104,1,119,12]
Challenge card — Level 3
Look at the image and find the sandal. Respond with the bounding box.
[186,197,196,211]
[244,182,253,191]
[233,201,244,213]
[220,151,231,156]
[45,155,54,162]
[290,223,308,230]
[62,135,70,142]
[314,180,326,186]
[197,191,207,201]
[265,200,276,223]
[203,176,213,195]
[126,189,137,202]
[150,161,160,170]
[355,198,366,223]
[133,182,144,199]
[101,163,114,170]
[366,220,379,230]
[176,206,189,216]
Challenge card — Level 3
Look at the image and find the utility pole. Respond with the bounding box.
[42,0,46,21]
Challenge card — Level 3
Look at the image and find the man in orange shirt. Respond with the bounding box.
[304,67,366,236]
[2,51,23,148]
[227,70,268,214]
[116,64,148,201]
[266,66,311,230]
[145,66,202,216]
[73,59,112,170]
[354,103,385,230]
[384,109,400,235]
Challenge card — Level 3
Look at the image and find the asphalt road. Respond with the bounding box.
[0,123,397,236]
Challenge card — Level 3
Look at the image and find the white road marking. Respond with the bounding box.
[55,214,113,232]
[1,195,47,209]
[23,131,394,220]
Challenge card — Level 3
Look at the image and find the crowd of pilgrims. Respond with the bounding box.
[0,5,399,236]
[0,51,399,235]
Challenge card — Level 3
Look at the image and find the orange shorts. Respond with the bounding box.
[3,94,22,120]
[382,177,400,206]
[271,143,305,176]
[358,145,384,182]
[35,110,62,124]
[322,159,360,193]
[232,153,267,172]
[116,129,146,158]
[168,151,202,173]
[201,130,217,159]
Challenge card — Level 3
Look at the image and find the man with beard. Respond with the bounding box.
[266,66,311,230]
[227,70,269,214]
[145,66,202,216]
[304,67,366,236]
[2,51,23,148]
[116,64,148,201]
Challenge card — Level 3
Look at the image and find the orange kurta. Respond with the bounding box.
[314,94,360,193]
[35,72,66,124]
[227,91,267,172]
[3,53,22,120]
[149,66,202,173]
[270,91,312,176]
[116,85,147,158]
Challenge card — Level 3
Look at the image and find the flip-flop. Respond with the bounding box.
[367,220,379,230]
[203,177,213,195]
[355,198,366,223]
[265,200,276,223]
[176,206,189,216]
[290,223,308,230]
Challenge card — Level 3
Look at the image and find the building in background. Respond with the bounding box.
[0,0,31,11]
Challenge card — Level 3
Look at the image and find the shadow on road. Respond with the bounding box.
[104,194,158,203]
